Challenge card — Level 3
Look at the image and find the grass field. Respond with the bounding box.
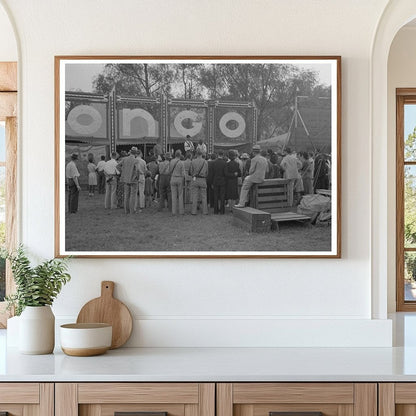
[65,191,331,253]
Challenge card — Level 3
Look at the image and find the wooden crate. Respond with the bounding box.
[233,207,271,233]
[250,179,291,212]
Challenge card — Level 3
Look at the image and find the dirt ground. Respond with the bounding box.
[65,191,331,253]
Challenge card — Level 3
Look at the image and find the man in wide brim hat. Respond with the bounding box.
[234,144,269,208]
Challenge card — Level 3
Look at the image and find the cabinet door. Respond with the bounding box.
[379,383,416,416]
[217,383,377,416]
[0,383,53,416]
[55,383,215,416]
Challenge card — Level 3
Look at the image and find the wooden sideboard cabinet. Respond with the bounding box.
[55,383,215,416]
[217,383,377,416]
[0,383,53,415]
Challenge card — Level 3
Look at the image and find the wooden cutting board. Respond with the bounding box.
[76,281,133,349]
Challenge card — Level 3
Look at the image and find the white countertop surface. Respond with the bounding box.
[3,346,416,382]
[3,313,416,382]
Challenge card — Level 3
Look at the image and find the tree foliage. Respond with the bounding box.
[94,63,175,97]
[92,63,330,140]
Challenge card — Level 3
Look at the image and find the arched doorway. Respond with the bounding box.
[371,1,416,319]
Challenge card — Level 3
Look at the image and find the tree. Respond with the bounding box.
[199,63,323,140]
[175,64,204,99]
[93,64,175,97]
[91,62,329,141]
[405,127,416,249]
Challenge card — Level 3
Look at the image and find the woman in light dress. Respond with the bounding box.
[87,154,97,196]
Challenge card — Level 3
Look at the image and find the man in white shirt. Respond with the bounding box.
[184,135,195,153]
[96,155,106,194]
[65,153,81,213]
[103,152,119,209]
[196,139,207,157]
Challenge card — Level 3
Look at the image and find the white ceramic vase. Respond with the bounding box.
[19,306,55,354]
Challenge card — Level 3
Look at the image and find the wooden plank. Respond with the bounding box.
[0,383,39,403]
[259,202,290,209]
[39,383,54,416]
[239,405,253,416]
[55,383,78,416]
[396,404,416,416]
[259,179,290,186]
[234,206,270,216]
[397,88,416,96]
[354,384,377,416]
[337,404,354,416]
[5,117,17,293]
[78,383,199,404]
[217,383,233,416]
[199,384,215,416]
[233,383,354,404]
[185,403,199,416]
[0,62,17,91]
[0,92,17,121]
[257,186,287,193]
[257,195,288,202]
[23,404,39,416]
[257,190,287,197]
[80,404,101,416]
[271,213,311,221]
[379,383,395,416]
[395,383,416,403]
[267,207,297,213]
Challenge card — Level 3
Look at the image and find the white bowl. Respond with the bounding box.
[60,323,112,356]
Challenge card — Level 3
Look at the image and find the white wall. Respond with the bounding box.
[0,3,16,61]
[387,26,416,312]
[0,0,394,347]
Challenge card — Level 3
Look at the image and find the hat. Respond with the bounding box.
[252,145,261,152]
[241,153,249,159]
[70,153,78,160]
[130,146,138,154]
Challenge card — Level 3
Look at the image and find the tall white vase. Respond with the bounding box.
[19,306,55,354]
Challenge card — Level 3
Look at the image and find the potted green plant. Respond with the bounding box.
[4,246,71,354]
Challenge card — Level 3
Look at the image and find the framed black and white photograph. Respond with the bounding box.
[55,56,341,258]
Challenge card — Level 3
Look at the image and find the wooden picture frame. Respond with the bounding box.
[55,56,341,258]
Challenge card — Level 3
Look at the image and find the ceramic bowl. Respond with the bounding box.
[60,323,112,356]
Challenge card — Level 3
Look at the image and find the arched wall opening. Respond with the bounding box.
[371,1,416,319]
[387,19,416,313]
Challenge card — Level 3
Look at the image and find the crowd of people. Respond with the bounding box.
[65,140,330,216]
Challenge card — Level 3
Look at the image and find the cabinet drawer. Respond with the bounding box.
[218,383,376,416]
[56,383,215,416]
